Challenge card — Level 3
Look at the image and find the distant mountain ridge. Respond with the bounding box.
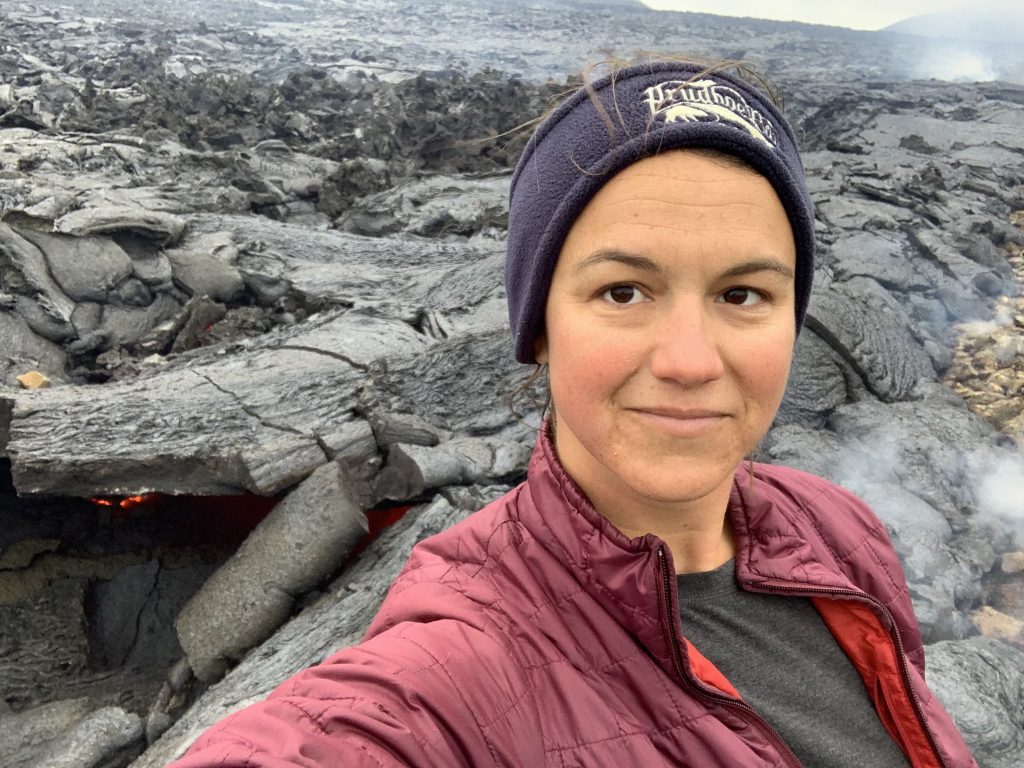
[507,0,648,7]
[885,2,1024,44]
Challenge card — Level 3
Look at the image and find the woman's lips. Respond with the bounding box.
[628,407,728,437]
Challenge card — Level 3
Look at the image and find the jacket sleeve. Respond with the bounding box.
[167,618,540,768]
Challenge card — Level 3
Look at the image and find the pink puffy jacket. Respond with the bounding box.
[172,429,976,767]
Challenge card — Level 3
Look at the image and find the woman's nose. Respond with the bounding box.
[647,300,726,386]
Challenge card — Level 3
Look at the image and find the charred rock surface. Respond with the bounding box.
[134,491,487,768]
[1,1,1023,766]
[926,637,1024,768]
[174,461,371,683]
[8,308,428,496]
[0,470,271,768]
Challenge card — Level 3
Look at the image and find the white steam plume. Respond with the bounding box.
[970,449,1024,530]
[911,46,999,82]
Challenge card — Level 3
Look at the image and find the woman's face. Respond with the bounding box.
[535,150,797,516]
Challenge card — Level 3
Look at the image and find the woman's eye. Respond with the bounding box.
[601,285,646,305]
[719,287,765,306]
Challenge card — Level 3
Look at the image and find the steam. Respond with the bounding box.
[956,303,1015,337]
[884,1,1024,83]
[802,420,1024,546]
[970,450,1024,528]
[911,46,1000,82]
[833,429,902,491]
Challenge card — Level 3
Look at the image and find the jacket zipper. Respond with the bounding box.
[750,579,949,768]
[656,548,805,768]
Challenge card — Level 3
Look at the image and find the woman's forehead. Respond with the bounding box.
[558,151,797,269]
[596,149,762,189]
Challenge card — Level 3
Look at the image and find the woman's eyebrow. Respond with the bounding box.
[572,249,663,273]
[717,258,795,281]
[572,252,795,281]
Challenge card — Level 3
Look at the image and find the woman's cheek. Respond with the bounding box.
[551,340,635,415]
[557,323,632,371]
[741,333,794,407]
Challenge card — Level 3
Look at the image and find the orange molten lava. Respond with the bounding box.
[120,494,157,509]
[90,493,160,510]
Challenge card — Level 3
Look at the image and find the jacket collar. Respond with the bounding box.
[726,465,858,592]
[521,423,674,670]
[518,424,861,670]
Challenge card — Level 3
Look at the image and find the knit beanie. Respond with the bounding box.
[505,60,815,364]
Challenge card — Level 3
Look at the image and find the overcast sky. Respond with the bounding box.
[639,1,967,31]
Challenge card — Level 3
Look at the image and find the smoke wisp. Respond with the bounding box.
[912,46,1000,82]
[970,449,1024,530]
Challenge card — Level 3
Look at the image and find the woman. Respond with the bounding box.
[171,60,976,767]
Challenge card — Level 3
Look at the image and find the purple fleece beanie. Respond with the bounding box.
[505,61,815,364]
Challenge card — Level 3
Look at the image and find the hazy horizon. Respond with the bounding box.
[639,1,969,31]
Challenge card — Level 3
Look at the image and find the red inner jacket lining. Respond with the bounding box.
[683,598,942,768]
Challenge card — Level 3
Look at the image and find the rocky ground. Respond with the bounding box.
[945,211,1024,447]
[1,1,1024,766]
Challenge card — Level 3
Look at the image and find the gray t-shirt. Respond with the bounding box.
[677,560,911,767]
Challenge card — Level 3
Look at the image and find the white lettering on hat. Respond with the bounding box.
[643,79,777,148]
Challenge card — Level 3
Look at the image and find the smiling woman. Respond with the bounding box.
[537,151,797,573]
[170,58,977,768]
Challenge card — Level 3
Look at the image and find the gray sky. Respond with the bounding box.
[639,1,966,31]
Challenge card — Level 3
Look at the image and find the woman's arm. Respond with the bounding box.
[168,618,538,768]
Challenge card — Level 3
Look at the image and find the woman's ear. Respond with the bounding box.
[533,332,548,365]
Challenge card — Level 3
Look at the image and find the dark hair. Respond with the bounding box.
[579,52,783,144]
[480,53,783,153]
